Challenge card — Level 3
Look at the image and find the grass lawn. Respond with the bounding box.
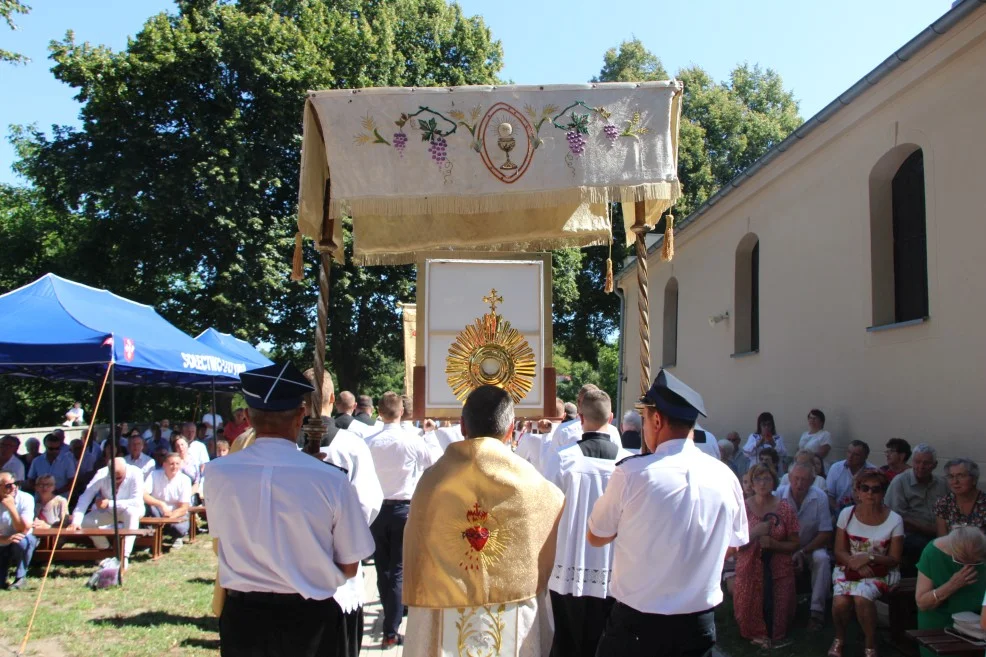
[0,539,219,657]
[715,594,896,657]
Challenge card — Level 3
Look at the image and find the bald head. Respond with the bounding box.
[336,391,356,414]
[554,398,565,418]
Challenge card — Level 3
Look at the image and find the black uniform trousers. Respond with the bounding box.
[371,500,409,639]
[549,591,615,657]
[594,601,716,657]
[220,590,347,657]
[340,606,363,657]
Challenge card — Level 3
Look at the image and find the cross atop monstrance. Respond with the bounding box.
[483,288,504,314]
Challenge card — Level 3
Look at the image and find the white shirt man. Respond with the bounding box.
[142,419,174,441]
[0,473,37,589]
[826,440,876,513]
[552,418,620,452]
[588,370,748,657]
[777,462,834,627]
[179,422,210,478]
[366,392,437,646]
[206,361,374,657]
[144,453,193,545]
[124,436,155,478]
[201,413,223,438]
[69,458,145,561]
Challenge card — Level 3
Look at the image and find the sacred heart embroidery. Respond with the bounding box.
[458,502,508,572]
[463,526,490,552]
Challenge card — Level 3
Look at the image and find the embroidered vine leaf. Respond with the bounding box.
[566,112,590,135]
[418,117,440,141]
[395,113,408,128]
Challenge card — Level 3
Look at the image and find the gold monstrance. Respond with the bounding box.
[446,289,536,403]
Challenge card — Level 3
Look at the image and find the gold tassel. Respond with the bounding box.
[661,214,675,262]
[604,257,614,294]
[290,232,304,281]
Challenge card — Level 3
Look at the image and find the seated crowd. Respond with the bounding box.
[0,411,241,588]
[717,408,986,655]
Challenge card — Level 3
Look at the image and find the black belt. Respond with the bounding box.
[614,600,714,619]
[382,499,410,506]
[226,590,314,605]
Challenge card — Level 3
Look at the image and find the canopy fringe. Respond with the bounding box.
[327,181,680,224]
[352,233,613,266]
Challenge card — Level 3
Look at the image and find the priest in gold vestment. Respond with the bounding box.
[403,385,565,657]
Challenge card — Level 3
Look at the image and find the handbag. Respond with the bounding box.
[842,507,890,581]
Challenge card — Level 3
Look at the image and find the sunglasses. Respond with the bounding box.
[857,484,884,494]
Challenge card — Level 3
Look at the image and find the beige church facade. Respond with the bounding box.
[617,1,986,466]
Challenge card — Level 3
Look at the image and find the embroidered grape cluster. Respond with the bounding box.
[566,130,587,156]
[603,124,619,143]
[393,131,408,156]
[428,136,448,165]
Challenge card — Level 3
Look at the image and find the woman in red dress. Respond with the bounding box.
[734,463,801,648]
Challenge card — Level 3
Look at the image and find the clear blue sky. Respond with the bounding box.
[0,0,952,185]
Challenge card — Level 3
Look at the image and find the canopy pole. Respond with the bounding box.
[631,201,652,455]
[303,252,332,455]
[108,362,123,585]
[211,377,217,444]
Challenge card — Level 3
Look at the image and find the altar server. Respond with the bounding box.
[543,389,630,657]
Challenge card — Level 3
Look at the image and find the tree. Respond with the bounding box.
[555,39,802,369]
[1,0,502,426]
[1,0,29,64]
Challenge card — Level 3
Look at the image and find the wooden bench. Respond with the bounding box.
[907,629,985,656]
[888,577,919,657]
[137,516,191,558]
[34,527,155,573]
[188,505,206,544]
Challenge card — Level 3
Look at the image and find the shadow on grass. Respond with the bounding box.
[91,611,218,632]
[186,577,214,586]
[180,637,220,650]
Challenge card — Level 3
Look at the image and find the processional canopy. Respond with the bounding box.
[296,82,683,267]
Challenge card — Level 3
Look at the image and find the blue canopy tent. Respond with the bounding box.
[0,273,247,582]
[0,274,245,386]
[194,328,273,371]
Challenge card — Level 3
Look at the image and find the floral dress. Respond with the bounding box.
[734,499,799,641]
[933,491,986,533]
[832,506,903,600]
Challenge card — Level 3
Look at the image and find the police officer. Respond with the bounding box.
[205,362,375,657]
[587,370,749,657]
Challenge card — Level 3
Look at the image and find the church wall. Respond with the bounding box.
[618,9,986,466]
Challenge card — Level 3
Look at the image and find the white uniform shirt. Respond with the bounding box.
[552,419,620,453]
[589,439,749,614]
[401,421,424,437]
[515,430,554,474]
[321,427,384,613]
[0,490,34,535]
[367,423,437,500]
[71,464,145,526]
[0,456,25,482]
[144,469,192,514]
[205,437,375,600]
[544,442,630,599]
[125,453,155,478]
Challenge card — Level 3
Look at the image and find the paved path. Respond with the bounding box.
[361,563,406,656]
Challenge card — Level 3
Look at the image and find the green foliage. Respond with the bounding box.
[0,0,29,64]
[553,341,618,406]
[554,40,803,378]
[2,0,502,425]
